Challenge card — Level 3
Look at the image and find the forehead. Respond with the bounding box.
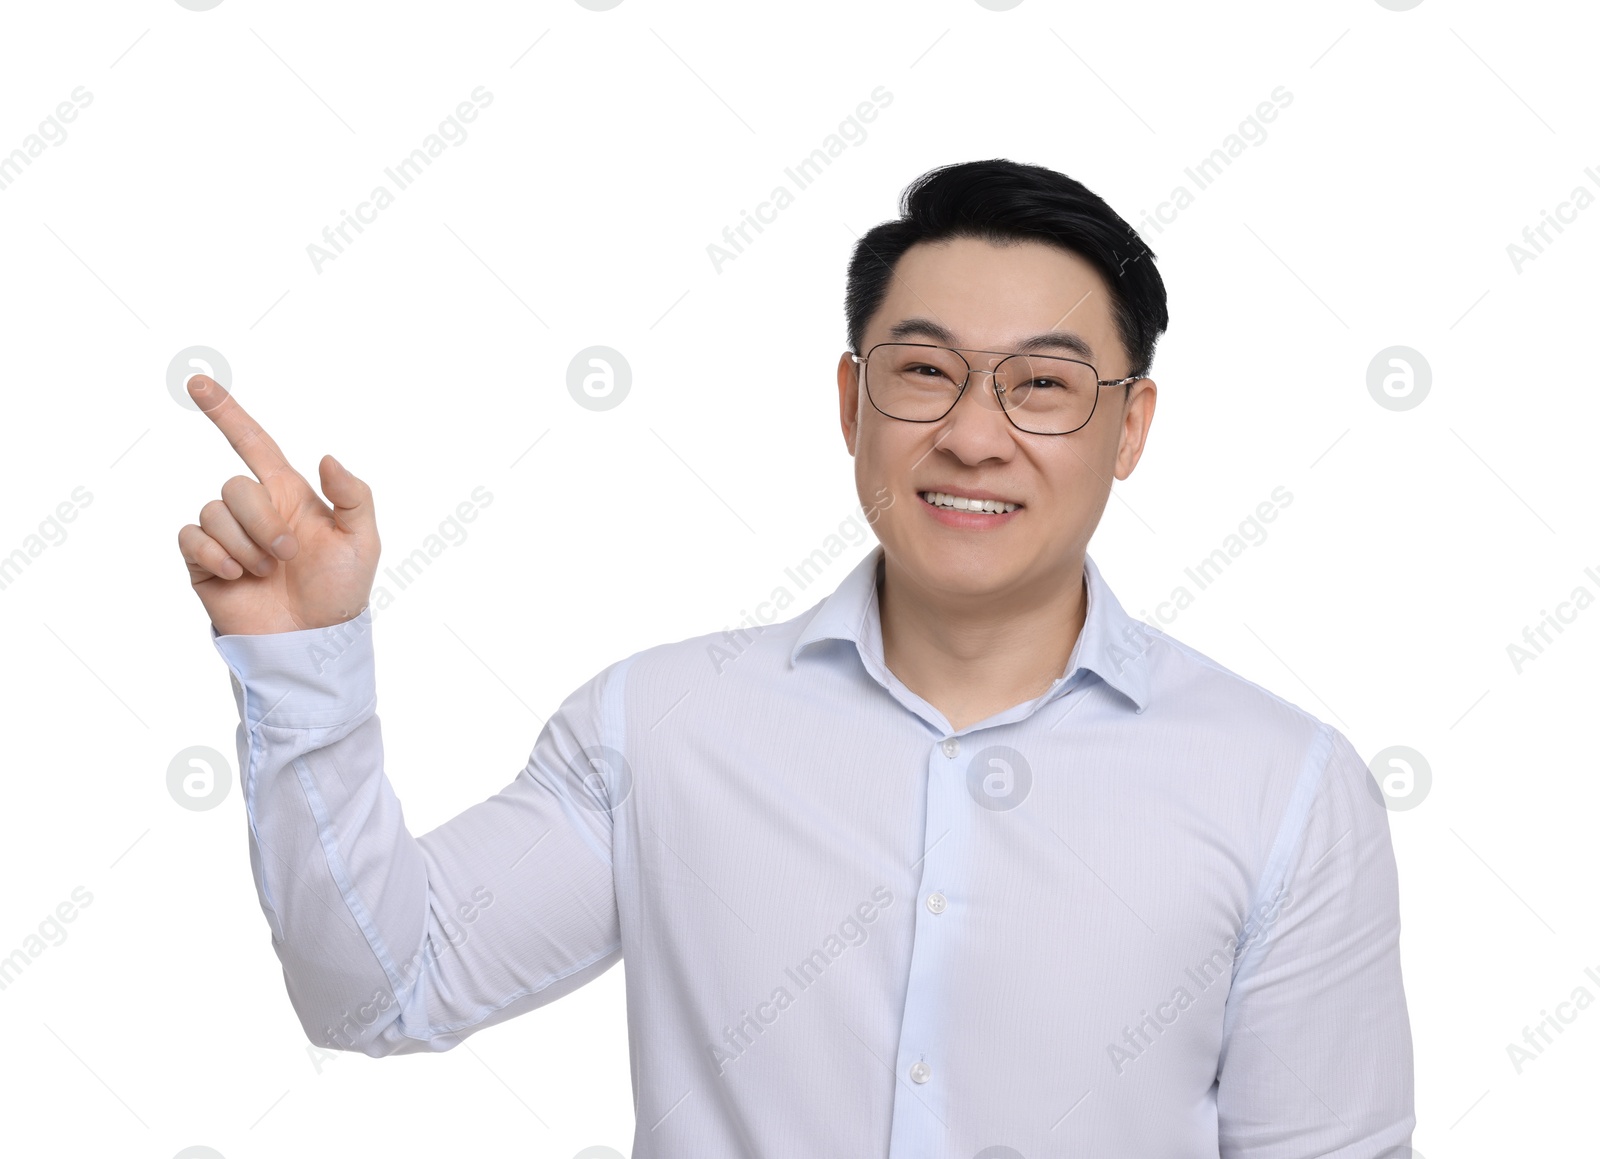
[868,235,1118,360]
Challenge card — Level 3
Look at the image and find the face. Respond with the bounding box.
[837,235,1157,602]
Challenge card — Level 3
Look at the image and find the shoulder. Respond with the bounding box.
[547,594,830,736]
[1131,625,1388,902]
[1142,622,1325,729]
[1131,621,1362,786]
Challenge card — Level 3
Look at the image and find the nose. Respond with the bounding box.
[932,362,1019,463]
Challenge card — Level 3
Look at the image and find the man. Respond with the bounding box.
[179,159,1414,1157]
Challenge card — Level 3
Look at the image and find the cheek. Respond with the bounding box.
[1040,445,1110,500]
[1049,452,1121,539]
[853,420,912,481]
[853,426,921,517]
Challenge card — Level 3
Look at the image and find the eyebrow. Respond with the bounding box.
[884,317,1096,362]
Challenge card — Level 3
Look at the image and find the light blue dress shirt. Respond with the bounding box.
[211,545,1414,1157]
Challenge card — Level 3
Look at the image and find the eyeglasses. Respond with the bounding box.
[849,342,1143,436]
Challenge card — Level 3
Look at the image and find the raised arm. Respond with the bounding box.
[180,377,623,1054]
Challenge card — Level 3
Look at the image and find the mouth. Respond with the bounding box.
[917,490,1022,524]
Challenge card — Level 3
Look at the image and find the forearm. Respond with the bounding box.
[237,709,439,1054]
[217,610,450,1055]
[215,608,625,1057]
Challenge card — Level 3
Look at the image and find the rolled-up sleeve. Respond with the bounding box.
[212,607,624,1056]
[1216,724,1415,1156]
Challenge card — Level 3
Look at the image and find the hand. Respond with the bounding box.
[177,375,380,636]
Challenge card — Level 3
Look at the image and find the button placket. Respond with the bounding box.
[886,737,970,1152]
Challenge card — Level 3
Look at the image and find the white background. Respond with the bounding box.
[1,0,1595,1155]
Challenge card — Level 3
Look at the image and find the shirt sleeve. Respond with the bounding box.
[211,607,624,1056]
[1215,723,1416,1156]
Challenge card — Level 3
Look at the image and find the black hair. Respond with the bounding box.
[844,158,1168,379]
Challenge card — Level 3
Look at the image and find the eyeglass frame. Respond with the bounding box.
[848,341,1145,436]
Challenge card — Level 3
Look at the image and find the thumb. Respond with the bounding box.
[318,454,378,539]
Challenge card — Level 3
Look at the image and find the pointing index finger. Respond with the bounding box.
[187,375,294,481]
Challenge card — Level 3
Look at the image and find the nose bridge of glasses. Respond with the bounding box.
[957,353,1029,401]
[950,357,1015,417]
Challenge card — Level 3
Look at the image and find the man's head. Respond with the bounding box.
[837,159,1168,603]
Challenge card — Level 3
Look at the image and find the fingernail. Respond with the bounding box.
[271,534,295,558]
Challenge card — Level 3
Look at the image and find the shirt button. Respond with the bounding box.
[926,891,947,914]
[909,1061,931,1084]
[940,738,960,758]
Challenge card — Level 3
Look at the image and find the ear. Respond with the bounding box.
[837,351,861,456]
[1113,378,1157,480]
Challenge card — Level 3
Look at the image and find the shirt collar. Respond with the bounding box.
[789,544,1151,714]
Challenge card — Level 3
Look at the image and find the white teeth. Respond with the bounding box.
[919,491,1018,514]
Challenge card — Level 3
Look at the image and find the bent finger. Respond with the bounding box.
[200,499,276,577]
[220,474,298,559]
[178,523,245,581]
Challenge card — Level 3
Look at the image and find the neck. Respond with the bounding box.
[877,550,1088,733]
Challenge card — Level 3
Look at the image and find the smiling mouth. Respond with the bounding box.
[918,490,1020,515]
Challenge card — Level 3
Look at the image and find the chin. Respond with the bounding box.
[893,537,1034,596]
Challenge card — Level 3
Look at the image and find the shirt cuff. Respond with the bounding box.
[211,606,376,730]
